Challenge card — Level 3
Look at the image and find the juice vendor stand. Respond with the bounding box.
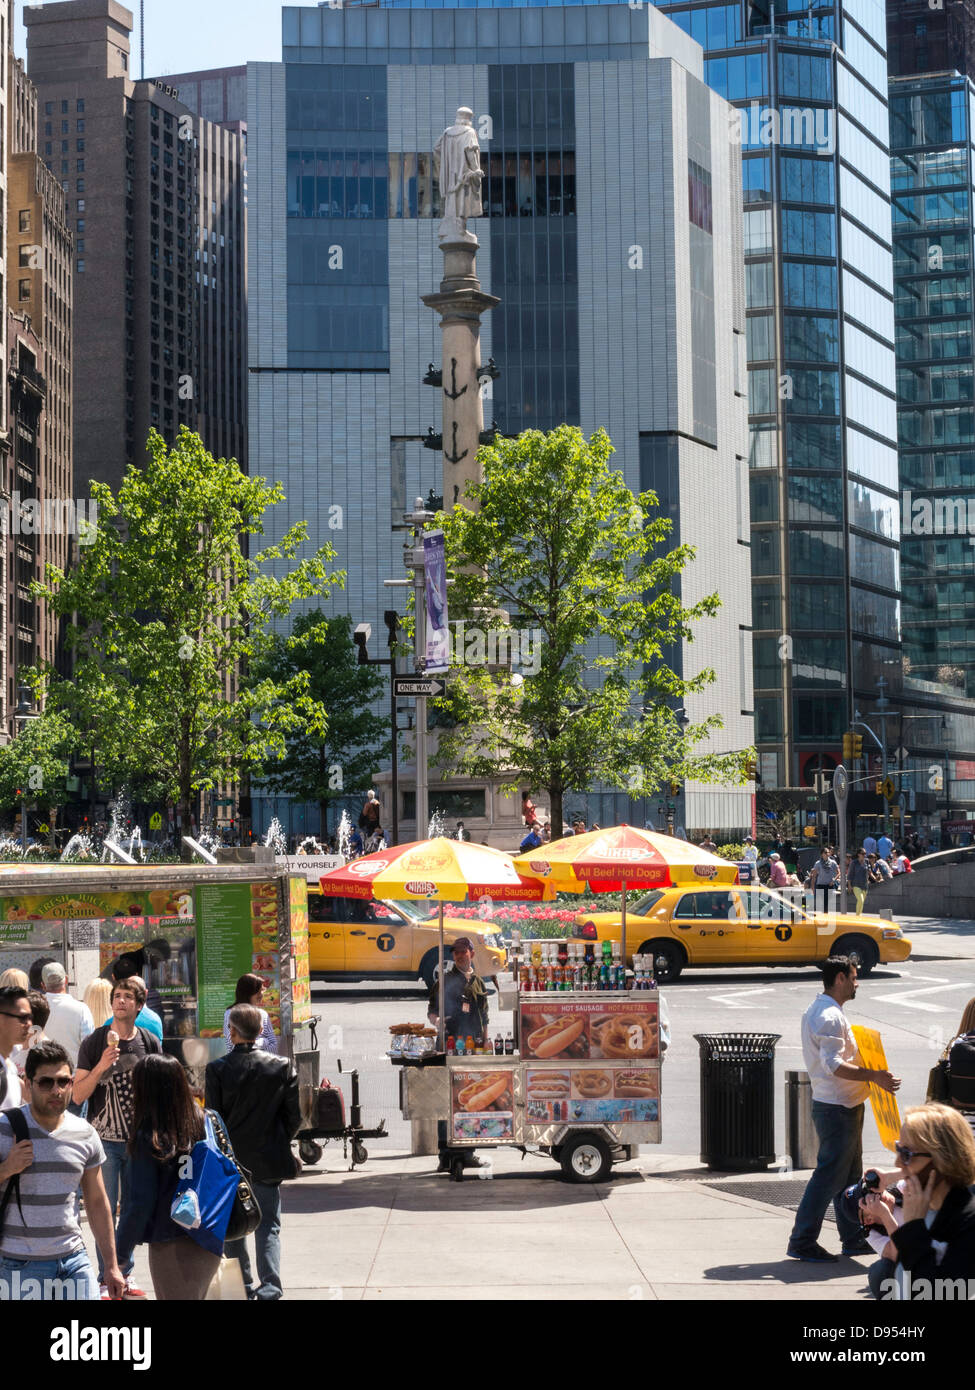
[0,863,316,1085]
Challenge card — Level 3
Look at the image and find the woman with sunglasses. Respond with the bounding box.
[114,1054,219,1300]
[860,1103,975,1298]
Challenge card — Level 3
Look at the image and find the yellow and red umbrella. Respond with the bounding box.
[514,824,738,963]
[321,837,555,1050]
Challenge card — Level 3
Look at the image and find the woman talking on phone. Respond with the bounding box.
[861,1103,975,1299]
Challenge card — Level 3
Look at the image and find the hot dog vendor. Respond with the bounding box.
[427,936,490,1047]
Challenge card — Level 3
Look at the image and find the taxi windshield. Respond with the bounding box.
[630,891,665,915]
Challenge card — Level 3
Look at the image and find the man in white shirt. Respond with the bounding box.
[787,956,901,1263]
[0,986,32,1113]
[42,963,94,1068]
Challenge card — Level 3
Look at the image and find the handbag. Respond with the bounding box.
[204,1254,248,1301]
[926,1056,950,1103]
[208,1110,262,1243]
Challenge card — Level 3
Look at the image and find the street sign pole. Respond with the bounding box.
[833,764,849,915]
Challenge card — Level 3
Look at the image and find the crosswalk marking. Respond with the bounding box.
[870,982,975,1014]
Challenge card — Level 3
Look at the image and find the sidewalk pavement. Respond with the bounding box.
[84,1148,883,1301]
[897,916,975,961]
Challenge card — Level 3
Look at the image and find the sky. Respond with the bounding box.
[14,0,284,76]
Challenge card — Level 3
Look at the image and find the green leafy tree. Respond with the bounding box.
[0,708,76,842]
[34,428,344,858]
[252,613,392,834]
[432,425,751,835]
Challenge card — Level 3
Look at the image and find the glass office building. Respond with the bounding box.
[250,4,756,838]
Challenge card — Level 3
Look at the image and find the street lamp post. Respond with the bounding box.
[14,684,40,854]
[354,612,401,846]
[384,498,435,841]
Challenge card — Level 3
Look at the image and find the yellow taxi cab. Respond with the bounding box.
[573,884,911,983]
[308,887,507,986]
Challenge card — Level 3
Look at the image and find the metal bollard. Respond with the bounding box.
[784,1070,818,1169]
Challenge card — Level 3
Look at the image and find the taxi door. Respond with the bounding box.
[669,890,745,961]
[735,887,817,961]
[344,899,413,974]
[308,893,346,972]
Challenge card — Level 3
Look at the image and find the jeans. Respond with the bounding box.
[97,1138,134,1282]
[868,1256,898,1300]
[790,1101,865,1249]
[225,1179,282,1300]
[0,1247,99,1300]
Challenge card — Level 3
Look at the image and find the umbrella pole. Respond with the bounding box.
[621,885,627,977]
[438,900,445,1054]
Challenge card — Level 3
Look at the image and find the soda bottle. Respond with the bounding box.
[447,1035,455,1055]
[466,1035,475,1054]
[455,1035,466,1056]
[494,1032,504,1056]
[504,1030,514,1055]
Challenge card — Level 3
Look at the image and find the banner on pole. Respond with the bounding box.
[423,529,449,673]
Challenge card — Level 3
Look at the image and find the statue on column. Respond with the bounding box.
[433,107,483,244]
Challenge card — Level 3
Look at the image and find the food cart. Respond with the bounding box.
[399,958,662,1183]
[0,862,315,1091]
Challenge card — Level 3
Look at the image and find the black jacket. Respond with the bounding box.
[891,1183,975,1286]
[204,1044,301,1186]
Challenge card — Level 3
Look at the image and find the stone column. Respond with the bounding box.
[422,234,499,510]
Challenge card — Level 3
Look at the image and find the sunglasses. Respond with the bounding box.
[0,1011,33,1022]
[894,1143,931,1163]
[31,1076,73,1092]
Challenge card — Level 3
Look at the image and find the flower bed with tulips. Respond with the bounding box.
[442,895,625,939]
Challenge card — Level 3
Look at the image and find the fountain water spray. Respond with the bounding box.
[335,810,353,861]
[264,817,286,856]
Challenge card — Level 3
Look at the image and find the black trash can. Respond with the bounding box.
[694,1032,781,1172]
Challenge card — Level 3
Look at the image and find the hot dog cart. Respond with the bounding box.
[399,986,662,1183]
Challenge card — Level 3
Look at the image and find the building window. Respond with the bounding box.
[18,210,29,232]
[44,121,51,136]
[19,279,30,301]
[45,101,53,115]
[18,246,33,267]
[61,120,69,134]
[76,98,85,113]
[76,120,85,133]
[77,219,84,232]
[77,139,85,152]
[76,239,84,254]
[77,260,85,273]
[77,159,84,173]
[77,199,85,212]
[45,142,52,156]
[77,179,85,193]
[61,100,68,114]
[689,160,712,233]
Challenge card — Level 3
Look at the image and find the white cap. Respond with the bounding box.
[42,962,67,988]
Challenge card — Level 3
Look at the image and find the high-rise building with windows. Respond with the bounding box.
[6,53,74,721]
[249,2,755,840]
[24,0,247,495]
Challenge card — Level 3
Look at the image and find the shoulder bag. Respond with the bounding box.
[208,1110,262,1242]
[0,1107,30,1238]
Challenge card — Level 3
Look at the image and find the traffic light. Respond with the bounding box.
[669,781,680,796]
[852,733,863,758]
[875,781,883,795]
[842,733,853,761]
[744,758,759,782]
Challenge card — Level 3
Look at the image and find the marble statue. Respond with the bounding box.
[433,107,483,242]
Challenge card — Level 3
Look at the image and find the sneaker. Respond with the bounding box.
[98,1284,111,1301]
[786,1241,839,1263]
[122,1280,148,1299]
[841,1240,874,1257]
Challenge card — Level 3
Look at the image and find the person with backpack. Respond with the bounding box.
[0,1041,126,1300]
[113,1054,220,1300]
[929,997,975,1137]
[73,977,162,1298]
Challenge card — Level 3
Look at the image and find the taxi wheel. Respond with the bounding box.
[832,934,879,975]
[640,939,685,984]
[420,946,452,991]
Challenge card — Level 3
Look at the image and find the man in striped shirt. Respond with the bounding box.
[0,1040,125,1300]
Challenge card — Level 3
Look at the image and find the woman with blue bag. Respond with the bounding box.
[115,1055,236,1299]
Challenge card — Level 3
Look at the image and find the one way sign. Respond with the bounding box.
[393,675,446,699]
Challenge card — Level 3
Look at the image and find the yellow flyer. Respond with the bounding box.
[852,1025,901,1152]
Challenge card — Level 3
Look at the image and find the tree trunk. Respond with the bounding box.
[178,794,193,861]
[549,787,564,840]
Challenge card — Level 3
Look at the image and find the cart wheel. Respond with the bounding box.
[299,1139,323,1165]
[351,1139,368,1166]
[559,1133,612,1184]
[450,1156,466,1182]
